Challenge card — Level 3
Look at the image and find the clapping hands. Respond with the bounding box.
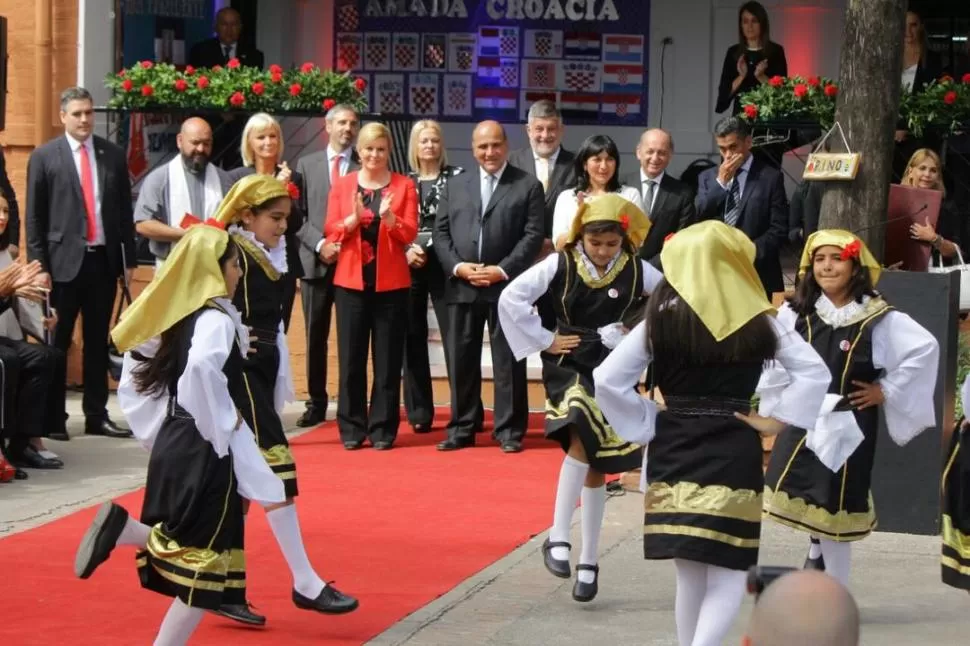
[0,260,48,301]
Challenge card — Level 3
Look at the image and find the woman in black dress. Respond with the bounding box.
[714,1,787,116]
[594,221,830,646]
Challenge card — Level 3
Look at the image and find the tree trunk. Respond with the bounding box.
[818,0,907,261]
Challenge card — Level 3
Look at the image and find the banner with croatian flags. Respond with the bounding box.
[334,0,650,125]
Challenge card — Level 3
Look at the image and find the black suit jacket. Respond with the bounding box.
[695,158,789,294]
[507,147,576,238]
[227,165,305,278]
[294,150,360,280]
[26,135,135,283]
[434,164,545,304]
[189,39,264,69]
[0,148,19,247]
[625,171,696,269]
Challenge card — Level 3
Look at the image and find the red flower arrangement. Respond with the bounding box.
[964,73,970,85]
[793,83,808,99]
[618,214,630,230]
[743,104,758,119]
[944,90,958,105]
[286,181,300,200]
[840,240,861,261]
[227,57,241,70]
[360,240,376,265]
[768,75,784,88]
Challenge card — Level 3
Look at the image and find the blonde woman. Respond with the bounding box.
[228,112,303,330]
[404,120,463,434]
[900,148,964,265]
[325,123,418,450]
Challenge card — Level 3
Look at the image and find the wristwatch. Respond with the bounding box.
[932,235,943,250]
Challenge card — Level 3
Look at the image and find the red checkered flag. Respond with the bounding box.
[425,44,445,69]
[536,33,552,57]
[500,33,517,56]
[380,90,402,113]
[338,43,360,70]
[616,103,628,118]
[412,86,437,114]
[395,44,415,68]
[448,85,467,111]
[456,49,473,71]
[367,40,388,68]
[501,64,518,87]
[337,3,359,32]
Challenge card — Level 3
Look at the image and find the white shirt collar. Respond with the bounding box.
[328,146,350,162]
[66,132,92,152]
[814,294,869,329]
[640,168,665,185]
[739,154,754,175]
[229,225,289,275]
[534,146,561,165]
[481,163,508,183]
[575,241,621,275]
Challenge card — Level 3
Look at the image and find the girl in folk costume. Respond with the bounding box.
[498,194,662,602]
[593,221,831,646]
[761,230,939,587]
[212,175,359,617]
[73,224,287,645]
[942,374,970,592]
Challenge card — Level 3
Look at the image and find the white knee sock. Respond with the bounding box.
[578,484,606,584]
[691,564,747,646]
[153,598,204,646]
[118,517,152,548]
[819,538,852,586]
[808,535,822,559]
[265,504,326,599]
[673,559,707,646]
[549,455,589,561]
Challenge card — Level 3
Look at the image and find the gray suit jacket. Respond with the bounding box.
[434,164,545,304]
[507,147,576,238]
[295,149,360,280]
[26,134,135,282]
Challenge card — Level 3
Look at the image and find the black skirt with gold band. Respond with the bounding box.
[644,397,764,572]
[137,414,246,610]
[942,421,970,591]
[543,326,642,474]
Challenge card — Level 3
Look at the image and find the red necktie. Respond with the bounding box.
[79,144,97,242]
[330,155,340,185]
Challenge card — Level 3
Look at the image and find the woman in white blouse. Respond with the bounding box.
[593,221,830,646]
[761,230,939,588]
[551,135,642,250]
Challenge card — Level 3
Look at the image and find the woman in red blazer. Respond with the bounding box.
[325,122,418,450]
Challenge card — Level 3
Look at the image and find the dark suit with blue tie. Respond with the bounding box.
[434,164,544,443]
[695,156,789,296]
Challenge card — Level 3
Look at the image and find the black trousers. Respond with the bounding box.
[280,272,298,332]
[300,273,335,413]
[445,301,528,443]
[51,248,117,420]
[402,258,450,427]
[334,286,409,444]
[0,338,60,457]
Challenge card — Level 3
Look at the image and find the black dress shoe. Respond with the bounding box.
[372,441,394,451]
[48,431,70,441]
[572,564,599,602]
[411,423,432,434]
[13,446,63,469]
[75,501,129,579]
[293,584,359,614]
[85,418,133,439]
[500,440,523,453]
[343,440,364,450]
[297,408,327,428]
[14,467,28,480]
[541,538,571,579]
[437,436,475,451]
[215,602,266,626]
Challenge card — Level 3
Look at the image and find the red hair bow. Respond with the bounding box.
[840,240,861,261]
[619,215,630,231]
[204,218,225,230]
[287,181,301,200]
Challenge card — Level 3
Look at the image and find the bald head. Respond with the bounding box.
[744,571,859,646]
[636,128,673,179]
[178,118,213,172]
[215,7,242,47]
[472,120,509,174]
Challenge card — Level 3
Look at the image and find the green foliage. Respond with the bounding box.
[105,60,368,114]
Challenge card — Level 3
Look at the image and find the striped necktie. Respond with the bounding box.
[724,170,744,227]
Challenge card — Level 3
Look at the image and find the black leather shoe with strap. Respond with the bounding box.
[541,538,572,579]
[215,602,266,626]
[572,564,599,602]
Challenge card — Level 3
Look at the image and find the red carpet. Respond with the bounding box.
[0,411,563,645]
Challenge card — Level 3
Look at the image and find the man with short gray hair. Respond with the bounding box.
[508,100,576,255]
[294,103,361,427]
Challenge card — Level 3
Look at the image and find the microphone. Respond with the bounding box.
[849,203,928,235]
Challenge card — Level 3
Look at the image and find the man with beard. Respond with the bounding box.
[134,117,232,264]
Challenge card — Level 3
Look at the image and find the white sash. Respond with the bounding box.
[167,157,223,226]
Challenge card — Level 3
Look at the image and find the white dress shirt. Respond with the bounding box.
[66,133,104,246]
[639,168,665,212]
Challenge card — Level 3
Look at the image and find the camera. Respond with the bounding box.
[746,565,798,599]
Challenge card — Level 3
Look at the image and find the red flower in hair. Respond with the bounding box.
[287,182,300,200]
[840,240,861,261]
[361,241,375,265]
[619,215,630,230]
[203,218,225,230]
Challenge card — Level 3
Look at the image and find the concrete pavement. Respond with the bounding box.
[3,393,967,645]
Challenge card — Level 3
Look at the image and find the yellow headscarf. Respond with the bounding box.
[565,193,651,249]
[798,229,882,286]
[660,220,775,341]
[110,225,232,353]
[213,174,291,226]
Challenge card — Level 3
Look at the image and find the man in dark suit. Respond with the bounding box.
[293,104,360,427]
[696,116,789,298]
[507,100,576,256]
[625,128,696,268]
[26,86,136,438]
[434,121,545,453]
[189,7,264,169]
